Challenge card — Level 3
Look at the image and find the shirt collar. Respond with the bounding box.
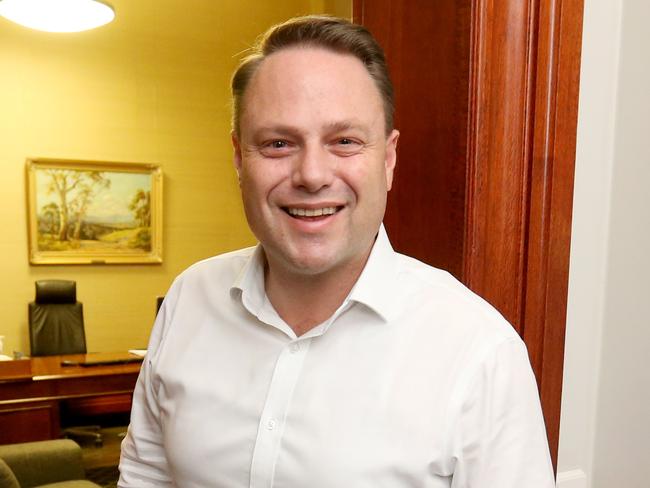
[231,224,399,324]
[347,224,399,322]
[231,244,267,317]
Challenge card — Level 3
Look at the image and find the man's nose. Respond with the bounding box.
[291,144,335,192]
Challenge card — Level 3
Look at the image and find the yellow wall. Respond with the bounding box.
[0,0,350,355]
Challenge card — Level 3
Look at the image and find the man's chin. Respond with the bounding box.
[263,238,371,281]
[284,255,340,277]
[272,246,355,278]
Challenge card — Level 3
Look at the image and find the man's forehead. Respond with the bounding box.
[240,46,385,133]
[258,45,365,73]
[246,46,378,97]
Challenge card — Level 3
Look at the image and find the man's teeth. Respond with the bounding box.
[287,207,337,217]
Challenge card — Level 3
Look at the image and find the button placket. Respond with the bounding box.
[249,339,310,488]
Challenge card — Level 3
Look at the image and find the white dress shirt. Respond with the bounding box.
[119,226,555,487]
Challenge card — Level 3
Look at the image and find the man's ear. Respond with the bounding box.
[231,131,242,181]
[385,129,399,191]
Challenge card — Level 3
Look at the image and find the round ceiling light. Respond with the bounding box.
[0,0,114,33]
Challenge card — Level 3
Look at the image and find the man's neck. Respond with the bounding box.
[264,253,370,337]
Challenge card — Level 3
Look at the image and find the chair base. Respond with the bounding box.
[64,426,103,447]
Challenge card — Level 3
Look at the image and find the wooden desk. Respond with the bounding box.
[0,353,142,445]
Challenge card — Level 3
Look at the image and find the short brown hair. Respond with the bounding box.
[231,15,394,135]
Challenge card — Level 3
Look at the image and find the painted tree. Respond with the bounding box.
[43,169,110,241]
[69,173,110,240]
[129,189,151,227]
[40,202,60,236]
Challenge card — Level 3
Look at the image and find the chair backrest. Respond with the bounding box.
[28,280,87,356]
[156,295,164,316]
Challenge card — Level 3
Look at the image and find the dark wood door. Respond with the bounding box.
[355,0,584,468]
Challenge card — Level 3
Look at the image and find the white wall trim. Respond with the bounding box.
[557,469,587,488]
[557,0,623,483]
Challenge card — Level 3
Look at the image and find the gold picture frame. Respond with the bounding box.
[26,158,163,265]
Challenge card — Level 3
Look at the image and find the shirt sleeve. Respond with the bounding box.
[118,299,174,487]
[449,338,556,487]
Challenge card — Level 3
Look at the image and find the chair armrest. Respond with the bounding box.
[0,439,87,487]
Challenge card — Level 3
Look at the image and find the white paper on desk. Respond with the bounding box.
[128,349,147,357]
[0,354,13,361]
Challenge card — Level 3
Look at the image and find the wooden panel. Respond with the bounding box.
[466,0,584,464]
[522,0,584,466]
[64,393,133,416]
[464,0,534,331]
[0,401,59,444]
[0,360,32,379]
[0,378,48,402]
[355,0,471,279]
[0,355,141,402]
[0,373,139,402]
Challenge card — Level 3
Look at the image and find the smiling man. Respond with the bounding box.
[232,41,398,337]
[119,16,555,488]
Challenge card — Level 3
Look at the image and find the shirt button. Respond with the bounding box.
[289,343,301,353]
[267,419,277,430]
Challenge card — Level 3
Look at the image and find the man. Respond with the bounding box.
[119,16,555,487]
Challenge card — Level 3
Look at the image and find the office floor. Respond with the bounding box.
[80,426,125,488]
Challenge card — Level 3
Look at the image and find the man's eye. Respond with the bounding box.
[331,138,362,155]
[259,139,293,157]
[267,140,289,149]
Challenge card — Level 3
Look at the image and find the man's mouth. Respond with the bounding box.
[283,206,342,218]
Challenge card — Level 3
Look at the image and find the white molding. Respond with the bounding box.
[556,469,587,488]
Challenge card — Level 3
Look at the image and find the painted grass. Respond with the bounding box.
[37,227,150,252]
[98,228,140,243]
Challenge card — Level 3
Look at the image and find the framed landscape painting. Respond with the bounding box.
[26,158,163,264]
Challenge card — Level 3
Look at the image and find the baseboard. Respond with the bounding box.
[557,469,587,488]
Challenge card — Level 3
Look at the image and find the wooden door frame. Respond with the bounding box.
[464,0,583,466]
[355,0,584,467]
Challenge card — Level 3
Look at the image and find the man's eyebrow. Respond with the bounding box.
[323,120,368,133]
[251,125,300,136]
[324,120,370,136]
[249,121,370,138]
